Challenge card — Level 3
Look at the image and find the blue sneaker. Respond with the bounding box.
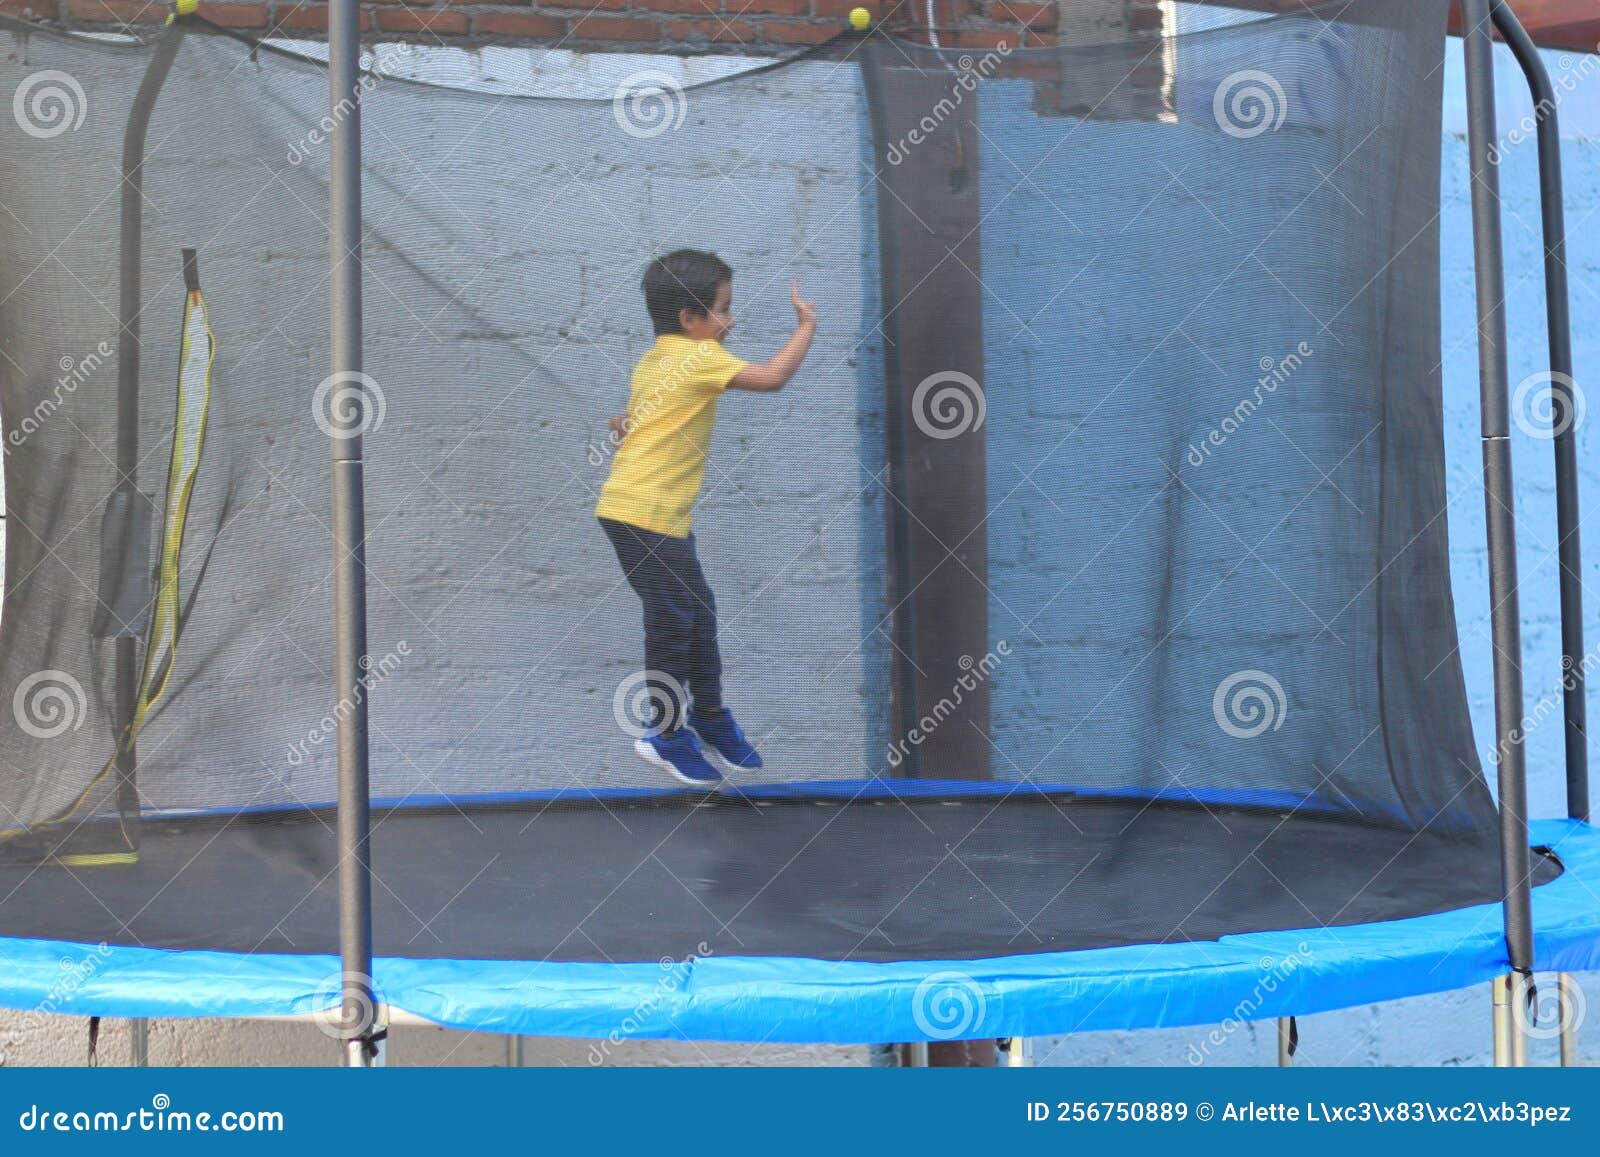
[690,708,764,770]
[634,728,723,788]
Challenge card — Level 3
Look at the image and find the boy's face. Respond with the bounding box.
[680,281,734,343]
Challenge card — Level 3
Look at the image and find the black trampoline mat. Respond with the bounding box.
[0,793,1560,963]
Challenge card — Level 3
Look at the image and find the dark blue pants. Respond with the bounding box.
[599,517,723,728]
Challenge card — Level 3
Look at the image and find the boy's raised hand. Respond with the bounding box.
[608,414,629,442]
[791,280,817,328]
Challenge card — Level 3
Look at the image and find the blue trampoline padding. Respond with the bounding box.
[2,819,1596,1042]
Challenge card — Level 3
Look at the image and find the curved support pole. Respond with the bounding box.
[115,20,187,851]
[1460,0,1534,1067]
[1489,0,1588,826]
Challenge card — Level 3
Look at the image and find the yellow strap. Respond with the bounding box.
[0,277,215,848]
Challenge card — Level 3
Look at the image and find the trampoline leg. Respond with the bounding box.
[1492,976,1509,1066]
[1559,973,1580,1067]
[344,1009,387,1068]
[900,1042,930,1067]
[1492,975,1527,1067]
[129,1019,148,1067]
[506,1035,524,1067]
[1276,1019,1292,1068]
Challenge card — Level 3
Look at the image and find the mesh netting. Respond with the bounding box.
[0,1,1536,965]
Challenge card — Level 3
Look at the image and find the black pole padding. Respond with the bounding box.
[1461,0,1536,984]
[1490,0,1588,825]
[328,0,377,1065]
[114,22,186,846]
[181,247,199,292]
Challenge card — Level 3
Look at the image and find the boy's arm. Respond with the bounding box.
[728,281,817,393]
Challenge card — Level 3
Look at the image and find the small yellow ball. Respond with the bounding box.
[848,6,871,30]
[174,0,199,14]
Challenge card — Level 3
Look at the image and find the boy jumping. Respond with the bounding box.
[597,249,817,786]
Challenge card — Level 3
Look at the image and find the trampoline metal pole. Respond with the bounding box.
[1558,973,1579,1067]
[327,0,377,1069]
[1276,1019,1292,1068]
[1492,975,1512,1066]
[1489,0,1588,826]
[1462,0,1534,1068]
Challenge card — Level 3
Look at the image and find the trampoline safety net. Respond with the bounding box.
[0,0,1545,970]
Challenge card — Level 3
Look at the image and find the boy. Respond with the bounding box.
[597,249,817,786]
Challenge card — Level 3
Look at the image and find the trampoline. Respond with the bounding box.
[0,0,1595,1061]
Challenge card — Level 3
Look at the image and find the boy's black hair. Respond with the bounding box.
[642,249,733,336]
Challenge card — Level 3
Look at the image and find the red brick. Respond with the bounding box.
[64,0,165,23]
[759,17,832,42]
[197,1,269,26]
[991,0,1054,30]
[646,0,722,15]
[271,2,373,30]
[377,5,468,32]
[729,0,806,15]
[472,7,564,36]
[542,0,628,12]
[665,15,754,41]
[812,0,863,19]
[943,27,1013,50]
[568,13,658,39]
[0,0,52,16]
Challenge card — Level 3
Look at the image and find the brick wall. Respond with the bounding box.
[5,0,1140,54]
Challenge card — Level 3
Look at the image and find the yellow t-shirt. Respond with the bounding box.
[595,335,750,538]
